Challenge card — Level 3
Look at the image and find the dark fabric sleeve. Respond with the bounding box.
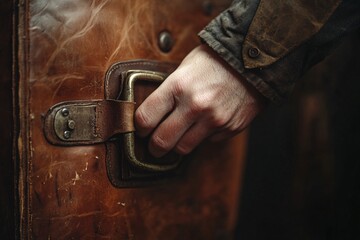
[199,0,360,103]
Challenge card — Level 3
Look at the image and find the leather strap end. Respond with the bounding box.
[96,100,135,139]
[44,100,135,146]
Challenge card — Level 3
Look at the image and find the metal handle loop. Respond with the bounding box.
[122,70,182,172]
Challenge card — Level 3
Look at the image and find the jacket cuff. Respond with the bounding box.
[199,30,287,103]
[199,0,357,103]
[198,0,287,103]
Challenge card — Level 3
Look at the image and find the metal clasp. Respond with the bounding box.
[53,104,96,142]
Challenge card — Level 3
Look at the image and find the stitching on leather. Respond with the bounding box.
[105,60,175,99]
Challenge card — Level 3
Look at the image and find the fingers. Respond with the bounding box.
[147,109,193,157]
[149,114,213,158]
[135,81,175,137]
[134,44,265,158]
[174,122,212,155]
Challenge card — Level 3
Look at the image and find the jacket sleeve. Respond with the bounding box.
[199,0,360,103]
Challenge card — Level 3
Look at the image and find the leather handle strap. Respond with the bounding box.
[44,99,135,146]
[96,100,135,140]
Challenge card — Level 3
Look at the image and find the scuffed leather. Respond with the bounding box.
[243,0,341,68]
[19,0,250,239]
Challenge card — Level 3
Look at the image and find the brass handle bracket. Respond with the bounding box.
[121,70,182,172]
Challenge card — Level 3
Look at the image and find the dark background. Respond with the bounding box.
[237,30,360,239]
[0,0,16,238]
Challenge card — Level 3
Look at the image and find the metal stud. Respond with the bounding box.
[63,130,71,139]
[202,1,213,16]
[61,108,69,117]
[67,120,76,130]
[158,31,173,53]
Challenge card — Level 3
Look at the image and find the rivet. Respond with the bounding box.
[248,47,260,58]
[61,108,69,117]
[67,120,76,130]
[202,1,214,16]
[158,31,173,53]
[63,130,71,139]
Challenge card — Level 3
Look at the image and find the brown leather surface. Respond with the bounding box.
[97,100,135,138]
[17,0,248,239]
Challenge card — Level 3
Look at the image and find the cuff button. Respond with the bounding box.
[248,47,260,58]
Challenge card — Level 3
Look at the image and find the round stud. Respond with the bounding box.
[202,1,213,16]
[158,31,173,53]
[63,130,71,139]
[61,108,69,117]
[67,120,76,130]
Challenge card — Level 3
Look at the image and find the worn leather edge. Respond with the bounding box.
[105,59,177,99]
[43,100,135,146]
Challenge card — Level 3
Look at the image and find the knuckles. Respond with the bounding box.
[208,114,229,129]
[187,96,229,128]
[186,94,213,117]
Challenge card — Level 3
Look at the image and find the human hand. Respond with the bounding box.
[135,45,265,158]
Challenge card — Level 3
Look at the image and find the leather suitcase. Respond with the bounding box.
[1,0,248,239]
